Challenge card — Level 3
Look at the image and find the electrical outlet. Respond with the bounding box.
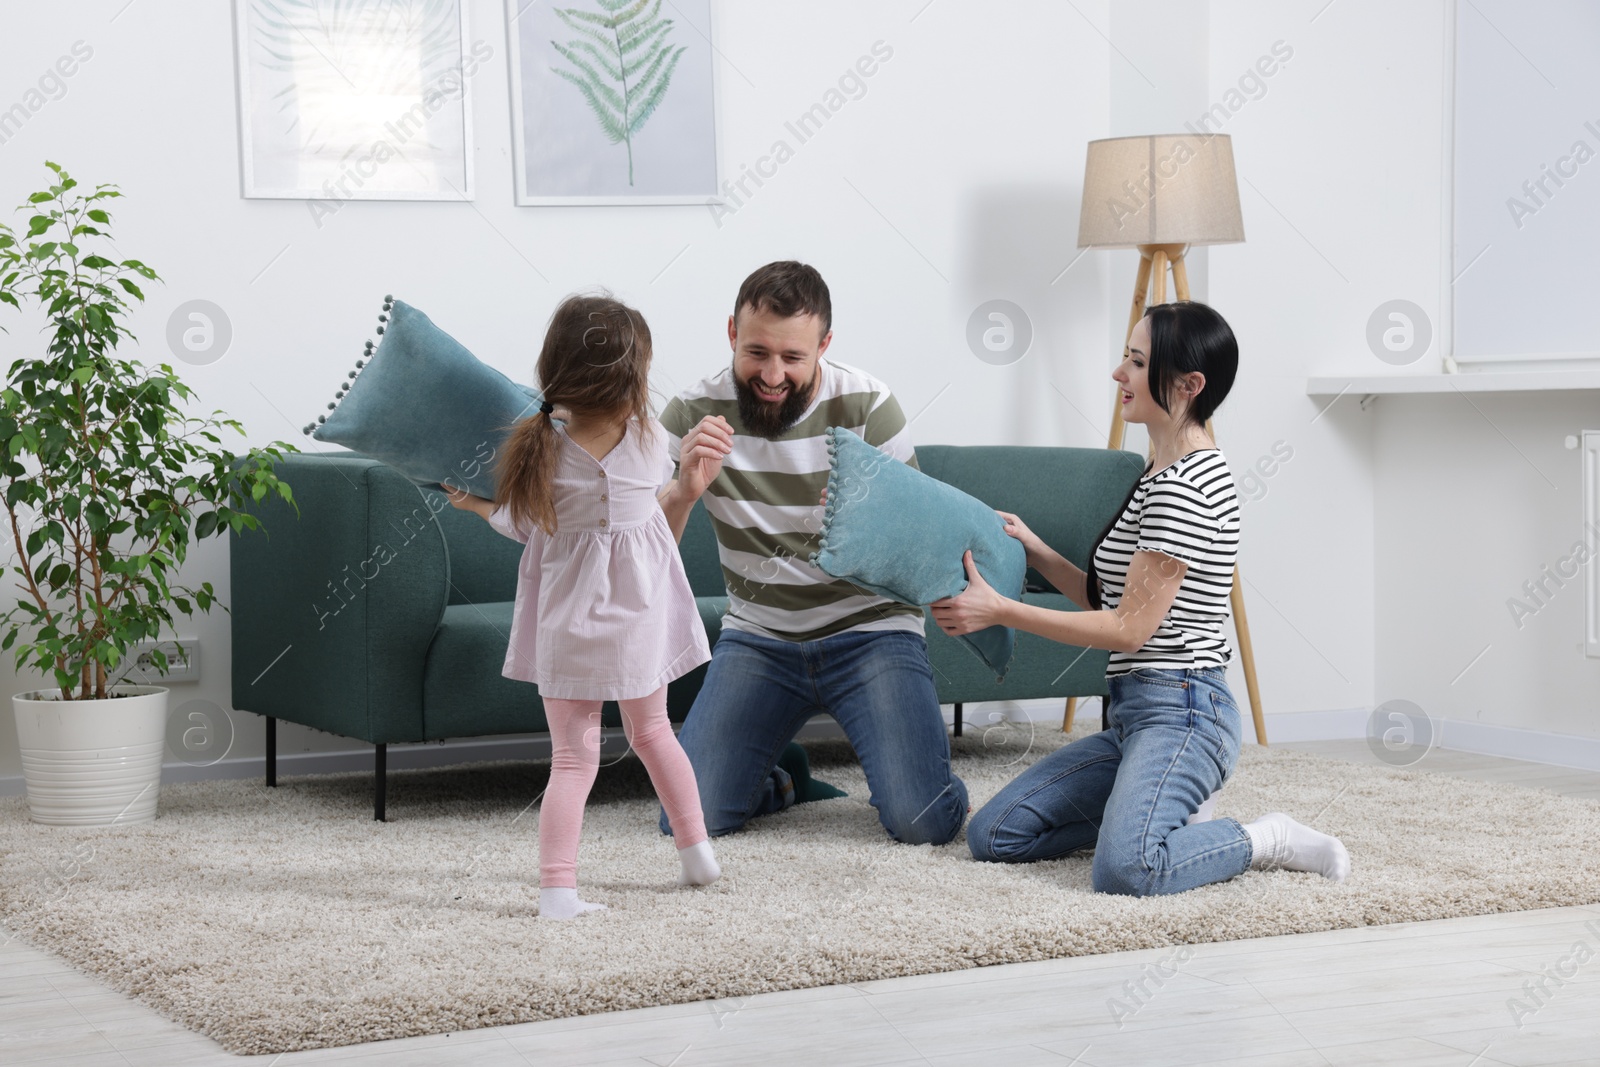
[117,638,200,684]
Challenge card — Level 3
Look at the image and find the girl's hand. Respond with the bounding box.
[996,510,1045,568]
[439,484,494,519]
[930,551,1007,636]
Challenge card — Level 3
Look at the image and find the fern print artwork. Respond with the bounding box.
[548,0,689,186]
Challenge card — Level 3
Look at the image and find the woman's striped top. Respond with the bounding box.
[1091,448,1240,675]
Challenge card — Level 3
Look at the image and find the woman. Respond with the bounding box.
[931,301,1349,897]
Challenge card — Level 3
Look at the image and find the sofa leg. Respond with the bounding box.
[265,716,277,787]
[374,743,387,822]
[953,703,963,738]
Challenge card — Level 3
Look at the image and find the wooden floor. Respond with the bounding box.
[3,739,1599,1066]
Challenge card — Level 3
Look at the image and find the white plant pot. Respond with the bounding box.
[12,685,169,826]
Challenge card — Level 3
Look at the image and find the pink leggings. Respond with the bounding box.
[539,684,707,888]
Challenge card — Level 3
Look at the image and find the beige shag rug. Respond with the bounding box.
[2,721,1599,1055]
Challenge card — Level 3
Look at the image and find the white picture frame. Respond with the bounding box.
[505,0,721,205]
[233,0,476,202]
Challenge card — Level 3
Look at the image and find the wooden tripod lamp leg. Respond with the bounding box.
[1230,571,1269,745]
[1109,249,1156,451]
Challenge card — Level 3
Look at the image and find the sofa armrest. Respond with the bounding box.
[229,452,449,744]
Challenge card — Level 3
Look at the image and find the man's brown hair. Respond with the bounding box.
[733,260,831,337]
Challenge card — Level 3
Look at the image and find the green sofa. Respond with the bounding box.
[229,446,1144,818]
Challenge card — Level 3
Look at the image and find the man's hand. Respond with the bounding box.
[659,415,734,542]
[678,414,734,500]
[930,551,1009,636]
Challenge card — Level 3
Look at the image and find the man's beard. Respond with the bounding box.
[733,368,818,439]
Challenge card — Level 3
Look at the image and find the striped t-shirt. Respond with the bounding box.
[1091,448,1240,675]
[660,358,926,642]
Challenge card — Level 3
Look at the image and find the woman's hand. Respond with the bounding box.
[439,484,495,520]
[930,551,1010,636]
[995,510,1045,568]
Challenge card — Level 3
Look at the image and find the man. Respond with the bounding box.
[657,261,968,845]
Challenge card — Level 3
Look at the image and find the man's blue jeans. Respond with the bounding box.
[967,665,1252,896]
[661,626,969,845]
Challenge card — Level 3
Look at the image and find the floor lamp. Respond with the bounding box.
[1061,133,1269,747]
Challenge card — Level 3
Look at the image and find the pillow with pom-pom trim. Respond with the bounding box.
[810,427,1025,679]
[307,298,541,500]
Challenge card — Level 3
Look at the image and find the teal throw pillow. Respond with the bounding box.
[307,298,542,500]
[811,427,1026,679]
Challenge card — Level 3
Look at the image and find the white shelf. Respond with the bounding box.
[1306,368,1600,397]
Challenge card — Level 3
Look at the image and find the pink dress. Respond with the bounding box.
[486,417,711,701]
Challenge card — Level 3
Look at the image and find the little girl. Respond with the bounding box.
[444,293,718,919]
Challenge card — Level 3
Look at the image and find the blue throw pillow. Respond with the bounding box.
[307,298,542,500]
[810,427,1026,679]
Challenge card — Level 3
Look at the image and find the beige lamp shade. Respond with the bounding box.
[1077,133,1245,248]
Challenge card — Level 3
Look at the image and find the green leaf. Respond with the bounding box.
[626,45,686,133]
[552,68,628,143]
[549,0,685,183]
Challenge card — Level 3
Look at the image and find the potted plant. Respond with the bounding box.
[0,162,297,825]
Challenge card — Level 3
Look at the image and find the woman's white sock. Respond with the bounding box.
[677,839,721,886]
[1187,791,1219,825]
[1243,812,1350,882]
[539,886,607,919]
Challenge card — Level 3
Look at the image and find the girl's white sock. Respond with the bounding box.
[1187,791,1219,825]
[1243,812,1350,882]
[539,886,607,920]
[676,839,721,886]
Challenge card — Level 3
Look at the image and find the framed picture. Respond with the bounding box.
[505,0,720,205]
[233,0,476,202]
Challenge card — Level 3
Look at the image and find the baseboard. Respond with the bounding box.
[6,707,1591,797]
[1437,717,1600,773]
[0,718,854,797]
[1255,708,1372,743]
[947,699,1375,746]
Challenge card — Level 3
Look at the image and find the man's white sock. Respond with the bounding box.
[539,886,607,919]
[1243,812,1350,882]
[677,839,721,886]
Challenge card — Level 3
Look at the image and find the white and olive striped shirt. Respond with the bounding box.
[661,359,926,642]
[1092,448,1240,675]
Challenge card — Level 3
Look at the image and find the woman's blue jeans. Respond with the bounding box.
[967,666,1252,896]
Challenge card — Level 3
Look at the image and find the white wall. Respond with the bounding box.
[1201,0,1450,735]
[1375,393,1600,743]
[10,0,1578,787]
[1,0,1121,781]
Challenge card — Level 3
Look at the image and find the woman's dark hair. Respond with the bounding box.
[495,293,653,535]
[1083,300,1237,610]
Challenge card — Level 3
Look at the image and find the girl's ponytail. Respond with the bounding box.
[495,403,562,536]
[494,292,655,535]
